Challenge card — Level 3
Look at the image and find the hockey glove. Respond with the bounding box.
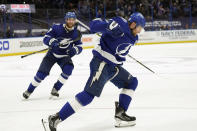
[50,41,60,52]
[66,48,77,58]
[50,40,59,48]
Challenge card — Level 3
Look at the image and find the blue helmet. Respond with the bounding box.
[64,12,76,20]
[128,12,146,28]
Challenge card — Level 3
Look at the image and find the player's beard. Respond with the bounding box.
[66,22,75,30]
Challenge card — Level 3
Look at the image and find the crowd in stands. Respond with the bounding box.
[0,0,197,38]
[1,0,197,19]
[78,0,197,20]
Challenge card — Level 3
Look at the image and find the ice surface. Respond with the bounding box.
[0,43,197,131]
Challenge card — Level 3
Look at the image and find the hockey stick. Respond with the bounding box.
[41,119,47,131]
[127,54,155,74]
[76,19,90,31]
[21,30,82,59]
[21,48,49,58]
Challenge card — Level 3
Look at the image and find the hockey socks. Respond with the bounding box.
[59,100,81,121]
[59,91,94,121]
[27,72,47,93]
[53,73,68,91]
[119,89,134,111]
[119,77,138,111]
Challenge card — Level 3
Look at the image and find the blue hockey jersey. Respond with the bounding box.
[90,17,138,65]
[43,24,82,58]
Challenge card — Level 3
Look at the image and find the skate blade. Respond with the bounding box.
[115,118,136,128]
[41,119,50,131]
[49,95,59,100]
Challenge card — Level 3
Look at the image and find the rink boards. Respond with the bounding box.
[0,29,197,57]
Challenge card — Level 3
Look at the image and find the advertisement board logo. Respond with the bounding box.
[0,41,9,51]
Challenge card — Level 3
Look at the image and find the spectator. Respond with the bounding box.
[6,26,14,38]
[40,31,46,36]
[160,25,168,30]
[97,9,102,18]
[166,24,171,30]
[0,31,3,38]
[192,23,196,29]
[25,29,32,37]
[185,23,189,29]
[171,2,180,18]
[157,3,167,19]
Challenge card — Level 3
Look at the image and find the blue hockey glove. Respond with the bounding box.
[50,41,60,52]
[50,40,59,48]
[67,48,77,57]
[107,21,124,38]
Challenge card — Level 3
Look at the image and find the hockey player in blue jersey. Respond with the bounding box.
[42,12,146,130]
[23,12,83,99]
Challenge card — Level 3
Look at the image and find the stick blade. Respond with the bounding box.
[41,119,50,131]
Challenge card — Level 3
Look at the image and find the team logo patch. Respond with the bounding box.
[116,43,132,57]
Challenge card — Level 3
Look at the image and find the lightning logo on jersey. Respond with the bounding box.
[59,38,72,49]
[116,43,132,57]
[90,62,106,87]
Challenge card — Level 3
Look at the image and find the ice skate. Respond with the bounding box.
[23,90,32,99]
[114,101,136,127]
[42,113,62,131]
[49,88,59,99]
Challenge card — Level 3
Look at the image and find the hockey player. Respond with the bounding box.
[23,12,83,99]
[42,12,146,130]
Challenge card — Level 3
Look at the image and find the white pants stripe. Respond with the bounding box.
[120,89,135,98]
[69,99,83,112]
[31,79,40,87]
[58,75,67,84]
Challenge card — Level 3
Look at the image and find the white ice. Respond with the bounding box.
[0,43,197,131]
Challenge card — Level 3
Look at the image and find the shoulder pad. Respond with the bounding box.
[119,17,127,23]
